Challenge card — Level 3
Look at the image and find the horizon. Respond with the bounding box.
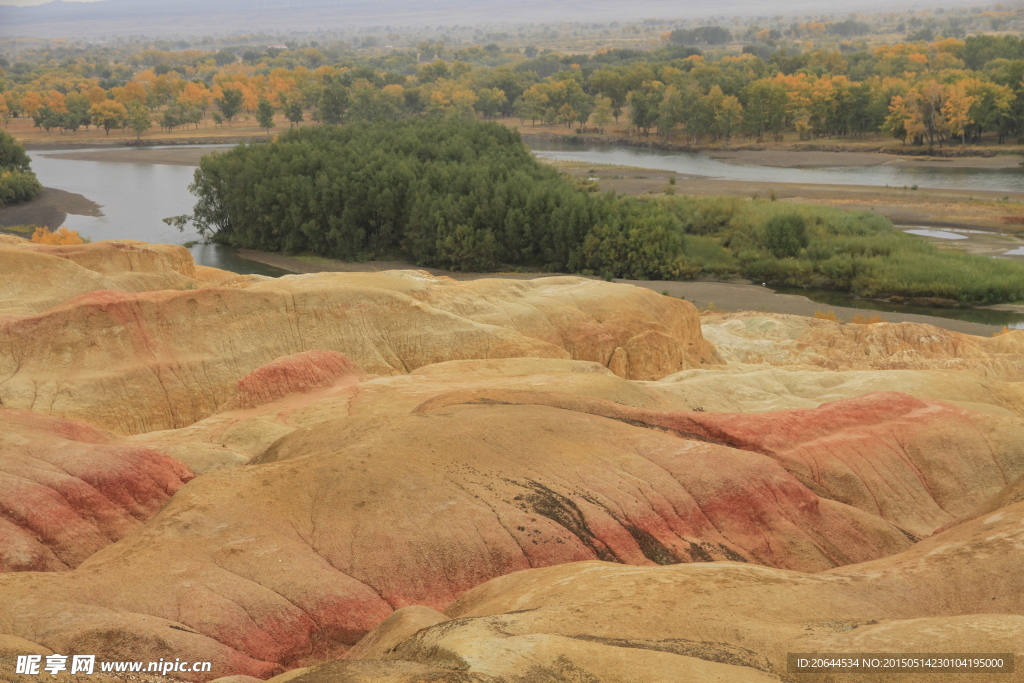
[0,0,1002,39]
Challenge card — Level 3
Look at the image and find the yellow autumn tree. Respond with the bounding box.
[178,82,213,113]
[20,91,44,117]
[90,100,129,134]
[113,81,149,106]
[45,90,68,114]
[942,80,975,144]
[31,227,84,245]
[426,79,477,118]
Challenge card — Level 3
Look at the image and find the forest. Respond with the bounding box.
[7,16,1024,147]
[185,118,1024,305]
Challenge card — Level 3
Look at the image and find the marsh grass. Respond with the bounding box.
[661,196,1024,305]
[1,224,36,235]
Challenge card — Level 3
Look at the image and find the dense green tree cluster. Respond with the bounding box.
[0,130,41,207]
[185,119,1024,303]
[188,119,603,271]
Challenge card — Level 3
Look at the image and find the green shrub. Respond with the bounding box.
[762,213,809,258]
[0,170,42,207]
[0,131,42,208]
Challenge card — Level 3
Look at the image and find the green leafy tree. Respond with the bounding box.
[741,80,789,141]
[628,83,662,135]
[32,105,61,133]
[213,48,236,66]
[0,129,33,171]
[127,103,151,139]
[256,97,276,131]
[65,93,92,131]
[285,99,304,127]
[318,75,349,124]
[474,87,507,119]
[592,95,613,133]
[348,80,402,121]
[216,87,243,125]
[657,85,684,139]
[589,69,629,122]
[0,130,42,206]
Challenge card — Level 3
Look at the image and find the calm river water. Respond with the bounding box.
[530,140,1024,193]
[29,146,288,276]
[26,143,1024,327]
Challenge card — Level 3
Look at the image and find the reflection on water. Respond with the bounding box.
[30,150,204,244]
[1005,247,1024,256]
[529,140,1024,193]
[775,286,1024,329]
[28,147,285,275]
[902,228,968,240]
[188,243,290,277]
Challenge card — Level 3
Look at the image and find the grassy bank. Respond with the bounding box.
[655,197,1024,305]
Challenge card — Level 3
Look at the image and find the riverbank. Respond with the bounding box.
[0,187,102,230]
[236,247,1010,336]
[7,112,276,150]
[12,111,1024,166]
[544,158,1024,239]
[514,127,1024,166]
[22,135,272,151]
[44,147,225,166]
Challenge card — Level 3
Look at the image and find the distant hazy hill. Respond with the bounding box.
[0,0,974,39]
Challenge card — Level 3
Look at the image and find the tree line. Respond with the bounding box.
[7,35,1024,147]
[180,119,1024,305]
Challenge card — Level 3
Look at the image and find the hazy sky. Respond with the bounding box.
[1,0,101,5]
[0,0,985,8]
[0,0,992,39]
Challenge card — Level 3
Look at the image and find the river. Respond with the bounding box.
[24,143,1024,329]
[27,145,288,276]
[529,140,1024,193]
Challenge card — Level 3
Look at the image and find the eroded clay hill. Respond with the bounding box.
[317,498,1024,683]
[702,310,1024,381]
[0,410,193,572]
[2,359,1023,679]
[0,238,718,435]
[1,240,1023,683]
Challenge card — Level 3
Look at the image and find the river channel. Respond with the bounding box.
[24,142,1024,329]
[530,140,1024,193]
